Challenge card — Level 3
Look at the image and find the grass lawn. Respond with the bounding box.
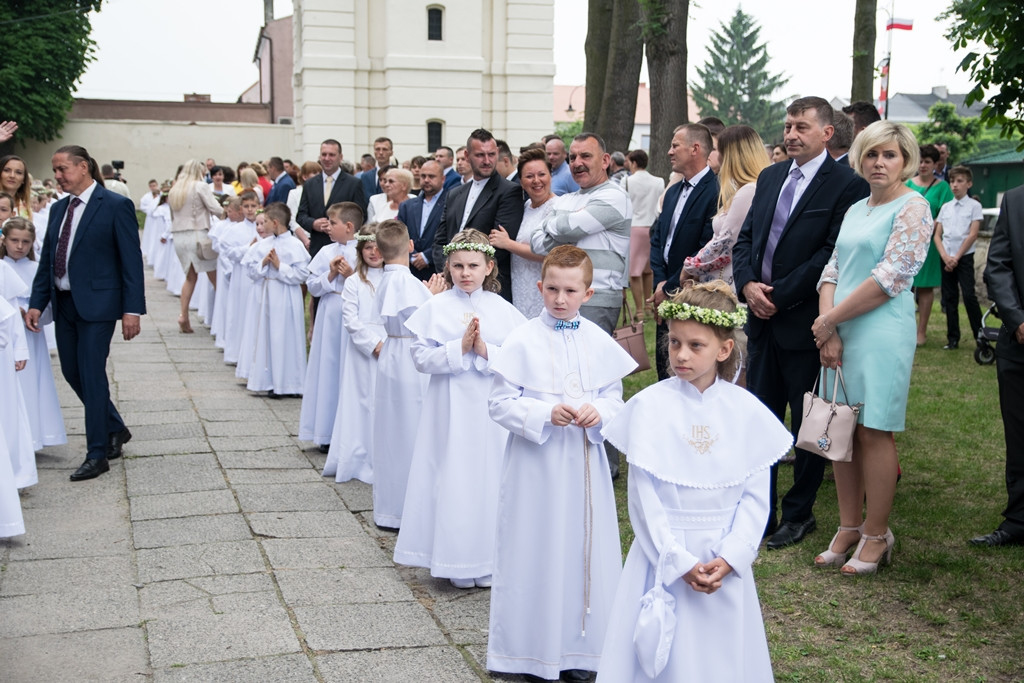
[612,302,1024,682]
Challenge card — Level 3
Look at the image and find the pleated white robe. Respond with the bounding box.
[0,293,36,490]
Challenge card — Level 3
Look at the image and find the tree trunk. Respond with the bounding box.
[596,0,644,153]
[584,0,614,134]
[641,0,690,180]
[851,0,877,102]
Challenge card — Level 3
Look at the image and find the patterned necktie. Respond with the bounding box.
[54,197,82,280]
[760,167,803,283]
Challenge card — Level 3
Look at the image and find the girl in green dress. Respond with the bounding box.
[906,144,953,345]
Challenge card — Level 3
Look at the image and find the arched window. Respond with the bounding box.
[427,121,443,153]
[427,7,443,41]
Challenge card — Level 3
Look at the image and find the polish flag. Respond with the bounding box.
[887,17,913,30]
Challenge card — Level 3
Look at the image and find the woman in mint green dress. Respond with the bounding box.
[906,144,953,345]
[809,122,933,576]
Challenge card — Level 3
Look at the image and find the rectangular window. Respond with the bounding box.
[427,121,443,153]
[427,8,443,41]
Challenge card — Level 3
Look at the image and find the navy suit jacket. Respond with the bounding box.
[732,156,869,350]
[442,168,462,192]
[296,172,367,258]
[361,169,383,202]
[265,173,296,206]
[649,170,719,291]
[30,183,146,321]
[396,191,446,280]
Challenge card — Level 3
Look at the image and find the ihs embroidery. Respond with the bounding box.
[462,311,476,325]
[688,425,717,454]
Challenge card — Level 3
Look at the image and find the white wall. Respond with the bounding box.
[20,119,296,207]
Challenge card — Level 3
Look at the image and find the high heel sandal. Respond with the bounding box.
[813,525,863,568]
[841,528,894,576]
[178,315,194,334]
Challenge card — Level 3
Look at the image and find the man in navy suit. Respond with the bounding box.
[435,146,462,192]
[733,97,869,549]
[27,145,146,481]
[360,137,393,201]
[433,129,524,301]
[396,160,446,281]
[264,156,296,206]
[296,139,367,259]
[649,123,719,380]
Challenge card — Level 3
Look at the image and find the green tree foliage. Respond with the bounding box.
[0,1,103,143]
[914,102,982,163]
[942,0,1024,150]
[691,8,789,144]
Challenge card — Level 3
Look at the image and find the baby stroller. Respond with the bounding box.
[975,303,1000,365]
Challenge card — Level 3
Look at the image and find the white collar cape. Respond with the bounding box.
[404,287,526,345]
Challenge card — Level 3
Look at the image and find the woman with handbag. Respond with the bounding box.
[811,121,933,575]
[169,159,224,333]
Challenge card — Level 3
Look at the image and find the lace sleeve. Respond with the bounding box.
[817,248,839,291]
[871,197,934,297]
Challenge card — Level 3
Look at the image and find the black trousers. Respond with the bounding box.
[996,354,1024,537]
[745,332,825,529]
[940,252,983,346]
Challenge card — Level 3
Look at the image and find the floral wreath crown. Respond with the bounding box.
[355,234,376,242]
[443,241,495,258]
[657,301,748,329]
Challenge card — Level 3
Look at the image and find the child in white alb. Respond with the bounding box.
[242,202,310,396]
[393,229,526,588]
[299,202,361,451]
[323,224,385,483]
[208,196,244,344]
[223,192,262,364]
[597,282,791,683]
[486,246,636,681]
[370,219,445,528]
[2,218,66,451]
[0,295,26,537]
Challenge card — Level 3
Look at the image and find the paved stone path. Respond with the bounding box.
[0,271,529,682]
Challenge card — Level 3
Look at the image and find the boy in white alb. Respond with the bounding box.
[242,202,310,396]
[0,256,37,491]
[208,196,244,344]
[299,202,361,451]
[0,295,27,537]
[934,165,985,350]
[223,192,261,363]
[487,246,636,681]
[371,219,445,529]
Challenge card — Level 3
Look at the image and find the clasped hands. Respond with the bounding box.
[329,255,353,280]
[550,403,600,428]
[741,282,778,320]
[461,316,488,359]
[812,313,842,369]
[682,557,733,594]
[261,248,280,269]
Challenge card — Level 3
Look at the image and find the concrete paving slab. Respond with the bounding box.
[152,654,316,682]
[0,585,140,637]
[0,555,135,596]
[0,627,149,683]
[121,409,198,427]
[274,567,415,606]
[246,510,365,539]
[132,513,252,549]
[129,421,207,441]
[18,468,126,508]
[118,398,197,413]
[198,409,277,423]
[295,602,447,651]
[316,646,482,683]
[137,540,266,583]
[233,483,346,513]
[8,505,131,561]
[139,574,276,618]
[334,480,374,512]
[126,437,213,457]
[203,420,290,437]
[130,489,239,521]
[125,453,227,496]
[225,468,323,485]
[215,449,311,469]
[207,435,299,452]
[261,536,392,570]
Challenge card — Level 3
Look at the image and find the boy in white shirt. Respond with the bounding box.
[934,165,984,350]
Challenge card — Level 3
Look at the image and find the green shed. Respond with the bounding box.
[962,149,1024,208]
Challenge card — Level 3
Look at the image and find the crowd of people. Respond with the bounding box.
[2,92,1024,681]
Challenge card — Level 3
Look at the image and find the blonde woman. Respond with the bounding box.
[169,159,224,332]
[683,125,770,290]
[366,167,415,223]
[239,167,264,204]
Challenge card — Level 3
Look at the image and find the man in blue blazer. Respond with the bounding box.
[649,123,719,380]
[360,137,393,201]
[264,156,296,206]
[732,97,869,548]
[27,145,146,481]
[396,160,446,281]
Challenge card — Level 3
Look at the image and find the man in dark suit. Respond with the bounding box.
[296,139,368,259]
[733,97,869,549]
[396,160,446,281]
[649,123,719,380]
[433,128,524,301]
[827,111,855,167]
[26,145,146,481]
[264,156,296,206]
[360,137,393,201]
[971,184,1024,546]
[435,146,462,192]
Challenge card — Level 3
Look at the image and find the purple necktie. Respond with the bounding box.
[761,167,803,283]
[54,197,82,280]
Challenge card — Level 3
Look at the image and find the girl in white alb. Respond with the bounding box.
[598,281,792,683]
[393,230,526,588]
[0,294,27,538]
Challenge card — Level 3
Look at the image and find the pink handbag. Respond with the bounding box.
[796,367,861,462]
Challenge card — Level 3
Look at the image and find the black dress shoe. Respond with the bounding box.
[107,428,132,460]
[560,670,593,682]
[70,457,110,481]
[969,529,1024,547]
[318,444,330,454]
[943,342,959,350]
[766,516,817,550]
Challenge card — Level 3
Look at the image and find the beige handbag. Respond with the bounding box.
[196,233,217,261]
[612,293,651,375]
[796,366,861,462]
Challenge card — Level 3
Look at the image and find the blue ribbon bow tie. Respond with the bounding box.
[554,320,580,330]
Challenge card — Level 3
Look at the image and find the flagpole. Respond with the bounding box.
[885,0,894,120]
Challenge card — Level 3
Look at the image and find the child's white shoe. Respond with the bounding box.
[474,575,492,588]
[450,578,475,589]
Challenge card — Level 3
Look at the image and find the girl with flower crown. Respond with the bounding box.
[598,281,792,683]
[393,228,526,588]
